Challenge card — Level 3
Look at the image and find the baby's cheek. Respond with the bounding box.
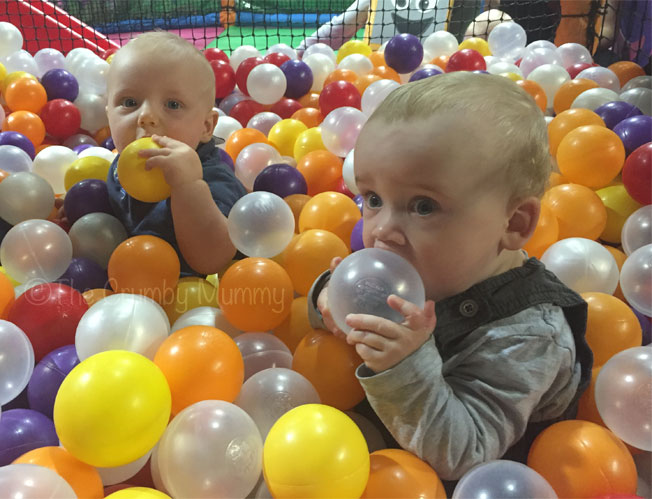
[361,217,374,248]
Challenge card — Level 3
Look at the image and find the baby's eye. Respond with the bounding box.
[121,97,138,108]
[365,192,383,209]
[410,197,438,215]
[166,100,182,110]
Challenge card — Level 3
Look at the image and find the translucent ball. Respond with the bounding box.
[267,43,297,60]
[487,61,522,77]
[556,43,593,69]
[230,45,262,71]
[622,205,652,255]
[234,332,293,380]
[219,92,249,115]
[73,56,109,95]
[235,142,282,190]
[171,306,241,338]
[75,293,170,361]
[32,145,78,195]
[576,67,621,92]
[3,49,38,76]
[321,106,367,158]
[622,75,652,92]
[329,248,425,334]
[235,367,320,439]
[488,22,527,62]
[227,191,295,257]
[247,111,282,136]
[247,63,287,105]
[452,460,557,499]
[0,144,33,173]
[338,54,373,76]
[0,220,72,284]
[619,87,651,116]
[0,22,24,59]
[62,132,98,150]
[519,47,563,78]
[527,64,570,110]
[74,92,108,133]
[540,237,619,295]
[571,88,620,112]
[69,212,128,269]
[157,400,263,499]
[303,42,336,62]
[97,449,152,486]
[0,172,55,225]
[0,320,34,406]
[361,79,400,117]
[33,48,65,77]
[595,346,652,451]
[620,244,652,316]
[342,148,358,195]
[0,463,76,498]
[423,31,459,59]
[303,53,336,91]
[79,145,116,163]
[214,115,242,142]
[64,47,96,71]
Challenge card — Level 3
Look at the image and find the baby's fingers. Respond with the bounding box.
[387,295,436,331]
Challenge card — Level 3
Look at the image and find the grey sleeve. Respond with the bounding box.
[306,270,330,330]
[357,304,580,480]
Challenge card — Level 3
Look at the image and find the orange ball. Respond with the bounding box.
[296,150,343,195]
[299,191,361,248]
[523,202,558,259]
[284,193,312,232]
[273,295,313,353]
[354,74,383,95]
[291,107,324,128]
[608,61,646,87]
[153,325,244,415]
[13,446,104,499]
[282,229,349,296]
[292,328,364,410]
[548,108,605,157]
[3,110,46,147]
[577,366,605,427]
[5,78,48,114]
[370,65,401,83]
[361,449,446,499]
[0,169,9,183]
[547,171,569,189]
[298,91,321,109]
[369,52,386,68]
[515,79,547,112]
[603,245,627,301]
[324,68,359,87]
[224,127,268,163]
[542,184,607,240]
[81,288,114,307]
[0,270,15,320]
[430,55,449,70]
[557,125,625,189]
[218,257,293,331]
[581,292,642,367]
[94,126,112,145]
[553,78,599,115]
[107,235,180,304]
[527,420,637,498]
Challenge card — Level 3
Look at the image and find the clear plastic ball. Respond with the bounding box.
[247,63,287,105]
[361,79,400,117]
[0,463,77,498]
[69,212,128,269]
[338,54,374,76]
[267,43,297,60]
[235,142,282,190]
[33,48,65,77]
[556,43,593,69]
[303,42,336,62]
[620,87,652,116]
[303,53,336,92]
[622,75,651,92]
[0,220,72,284]
[97,449,152,486]
[73,56,109,95]
[620,244,652,316]
[3,49,38,76]
[234,332,293,380]
[576,67,621,92]
[247,111,282,136]
[214,115,243,142]
[622,205,652,255]
[329,248,425,334]
[0,144,33,173]
[487,61,522,77]
[527,64,570,110]
[423,31,459,59]
[32,145,78,194]
[519,47,563,78]
[0,172,54,225]
[0,320,34,406]
[488,22,527,62]
[0,22,24,59]
[571,88,620,111]
[321,106,367,158]
[342,148,358,195]
[171,306,241,338]
[79,146,116,163]
[230,45,262,71]
[595,346,652,451]
[235,367,320,439]
[74,92,109,133]
[227,191,295,257]
[218,91,249,115]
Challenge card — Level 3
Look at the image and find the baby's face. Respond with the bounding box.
[106,48,215,152]
[355,114,514,302]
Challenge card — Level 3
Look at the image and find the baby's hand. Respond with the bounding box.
[317,257,346,339]
[139,135,202,189]
[345,296,436,373]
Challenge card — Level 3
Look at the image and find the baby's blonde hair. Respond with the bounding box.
[110,31,216,107]
[368,72,551,199]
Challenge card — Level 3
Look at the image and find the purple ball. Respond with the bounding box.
[63,134,97,149]
[0,409,58,465]
[594,101,643,130]
[102,136,115,150]
[409,66,443,82]
[0,131,36,159]
[384,34,424,74]
[55,257,109,293]
[281,60,314,99]
[27,345,79,419]
[613,115,652,155]
[218,147,235,171]
[63,179,113,224]
[353,194,364,213]
[632,308,651,345]
[72,144,93,155]
[40,68,79,102]
[253,163,307,198]
[350,218,364,252]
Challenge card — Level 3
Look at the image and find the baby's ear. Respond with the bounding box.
[501,196,541,251]
[201,107,219,142]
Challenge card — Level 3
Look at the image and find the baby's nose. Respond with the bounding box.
[371,212,406,245]
[137,104,158,127]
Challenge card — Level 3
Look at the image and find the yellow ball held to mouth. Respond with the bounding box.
[117,137,170,203]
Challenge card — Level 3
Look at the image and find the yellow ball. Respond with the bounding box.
[459,37,492,56]
[596,184,642,243]
[0,62,7,87]
[268,119,308,157]
[64,156,111,191]
[53,350,171,468]
[0,266,19,287]
[117,137,170,203]
[501,71,523,82]
[293,127,325,161]
[2,71,37,95]
[105,487,171,499]
[163,276,219,324]
[337,40,372,63]
[263,404,370,498]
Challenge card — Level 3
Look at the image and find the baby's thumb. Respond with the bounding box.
[329,257,343,273]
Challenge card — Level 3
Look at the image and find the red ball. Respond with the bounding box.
[204,47,229,64]
[319,81,361,116]
[7,283,89,362]
[264,52,291,67]
[622,142,652,205]
[446,49,486,72]
[333,177,354,198]
[270,98,303,119]
[101,47,118,60]
[235,56,265,96]
[229,99,265,127]
[39,99,81,139]
[210,59,237,99]
[568,63,593,79]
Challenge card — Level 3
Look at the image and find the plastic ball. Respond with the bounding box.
[320,80,361,116]
[613,115,652,155]
[303,53,336,92]
[608,61,646,87]
[553,78,599,114]
[116,137,169,202]
[3,49,38,76]
[459,37,491,57]
[40,68,79,101]
[270,97,303,119]
[594,100,643,130]
[0,130,36,159]
[337,40,372,63]
[526,64,570,110]
[522,203,558,259]
[557,43,593,69]
[247,63,287,105]
[64,155,111,192]
[55,257,108,293]
[0,144,32,174]
[33,48,65,76]
[0,171,54,225]
[382,34,422,74]
[253,162,307,198]
[622,142,651,205]
[227,191,295,258]
[157,400,262,498]
[321,106,367,157]
[0,22,24,58]
[540,238,619,295]
[423,31,459,59]
[81,288,113,307]
[548,108,605,157]
[281,60,313,99]
[69,212,127,269]
[267,118,308,157]
[39,98,81,139]
[409,65,443,82]
[209,59,236,99]
[4,77,47,114]
[74,92,109,133]
[0,270,14,319]
[225,127,268,162]
[214,115,242,142]
[31,145,77,195]
[619,87,651,116]
[246,111,282,136]
[235,142,283,190]
[576,66,621,92]
[3,110,45,147]
[487,22,527,62]
[107,235,180,305]
[446,49,486,72]
[95,449,151,487]
[597,184,642,244]
[342,148,358,194]
[26,344,79,419]
[0,409,58,466]
[338,54,374,78]
[0,463,77,498]
[0,320,34,406]
[63,132,97,150]
[230,99,264,127]
[63,178,112,223]
[293,127,325,161]
[620,244,652,316]
[622,205,652,255]
[162,277,218,325]
[571,87,620,111]
[299,191,361,247]
[453,460,556,499]
[264,51,291,68]
[264,404,369,497]
[271,295,312,352]
[234,332,293,381]
[171,306,240,337]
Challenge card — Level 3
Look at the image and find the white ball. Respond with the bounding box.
[423,31,459,59]
[619,87,652,116]
[0,145,33,174]
[34,48,66,77]
[488,21,527,62]
[32,145,78,195]
[302,42,336,62]
[74,92,109,133]
[247,63,287,105]
[214,116,242,142]
[527,64,571,111]
[361,79,400,117]
[338,53,373,76]
[230,45,261,71]
[556,43,593,69]
[519,47,563,78]
[79,146,116,164]
[0,22,24,59]
[303,53,336,91]
[267,43,297,60]
[571,87,620,111]
[235,142,282,190]
[321,106,367,158]
[342,148,358,195]
[3,49,38,76]
[576,66,621,92]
